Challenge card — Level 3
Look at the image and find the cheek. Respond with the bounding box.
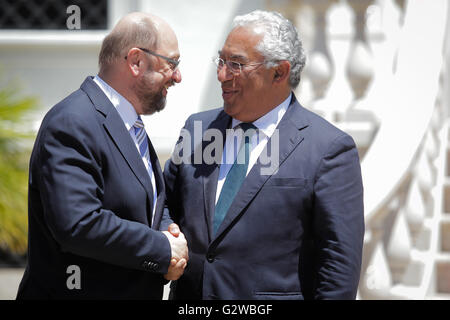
[242,78,265,99]
[147,74,166,90]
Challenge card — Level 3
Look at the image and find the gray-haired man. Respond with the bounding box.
[164,10,364,300]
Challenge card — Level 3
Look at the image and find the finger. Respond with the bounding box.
[170,258,177,266]
[168,223,180,237]
[176,258,186,268]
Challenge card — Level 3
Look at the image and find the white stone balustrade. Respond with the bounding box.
[271,0,450,299]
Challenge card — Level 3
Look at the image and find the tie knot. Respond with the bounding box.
[134,116,144,129]
[238,122,256,132]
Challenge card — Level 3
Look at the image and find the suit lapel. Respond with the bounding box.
[212,95,309,241]
[81,77,155,224]
[201,111,231,242]
[102,111,156,213]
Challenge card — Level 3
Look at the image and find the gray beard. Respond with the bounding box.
[135,74,167,115]
[142,89,166,115]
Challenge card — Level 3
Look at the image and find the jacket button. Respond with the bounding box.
[206,253,215,263]
[150,262,159,270]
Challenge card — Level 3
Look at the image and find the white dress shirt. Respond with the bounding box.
[215,93,291,204]
[93,75,158,225]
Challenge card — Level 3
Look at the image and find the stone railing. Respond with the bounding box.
[268,0,450,299]
[358,0,448,299]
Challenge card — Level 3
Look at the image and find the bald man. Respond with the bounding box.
[17,12,188,299]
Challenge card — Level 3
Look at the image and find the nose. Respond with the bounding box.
[172,68,182,83]
[217,65,233,83]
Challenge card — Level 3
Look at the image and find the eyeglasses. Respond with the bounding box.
[125,47,180,71]
[213,57,264,75]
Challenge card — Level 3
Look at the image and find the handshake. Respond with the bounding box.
[162,223,189,281]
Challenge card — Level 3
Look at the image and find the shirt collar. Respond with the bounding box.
[93,75,139,131]
[231,92,292,138]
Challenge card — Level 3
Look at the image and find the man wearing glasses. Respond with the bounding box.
[17,12,188,299]
[164,10,364,300]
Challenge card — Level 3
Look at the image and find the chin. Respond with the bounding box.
[223,103,241,118]
[141,94,166,115]
[223,103,235,115]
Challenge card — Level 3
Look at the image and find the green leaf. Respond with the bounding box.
[0,75,40,255]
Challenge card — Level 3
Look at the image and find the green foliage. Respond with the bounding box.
[0,79,38,255]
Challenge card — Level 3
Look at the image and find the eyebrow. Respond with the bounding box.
[218,50,247,62]
[166,53,180,62]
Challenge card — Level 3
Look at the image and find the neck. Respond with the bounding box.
[98,70,142,114]
[249,89,291,122]
[269,89,291,110]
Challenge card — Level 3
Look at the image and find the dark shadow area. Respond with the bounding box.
[0,249,26,268]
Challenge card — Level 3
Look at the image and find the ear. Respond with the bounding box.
[273,61,291,84]
[125,48,143,77]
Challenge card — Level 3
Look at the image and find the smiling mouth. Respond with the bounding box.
[163,82,174,96]
[222,88,239,100]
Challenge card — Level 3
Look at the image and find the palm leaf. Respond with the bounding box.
[0,77,39,256]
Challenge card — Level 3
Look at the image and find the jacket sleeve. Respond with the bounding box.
[159,201,174,232]
[36,111,171,274]
[312,133,365,299]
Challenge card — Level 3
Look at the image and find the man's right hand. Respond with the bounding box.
[162,229,189,262]
[164,258,187,280]
[162,227,189,281]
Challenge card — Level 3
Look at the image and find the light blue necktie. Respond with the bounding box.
[213,122,256,234]
[134,116,151,165]
[134,116,155,210]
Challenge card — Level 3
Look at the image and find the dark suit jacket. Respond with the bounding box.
[17,77,173,299]
[164,94,364,300]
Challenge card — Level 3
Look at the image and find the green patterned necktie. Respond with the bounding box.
[213,122,256,234]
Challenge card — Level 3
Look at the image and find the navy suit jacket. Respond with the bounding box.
[17,77,173,299]
[164,94,364,300]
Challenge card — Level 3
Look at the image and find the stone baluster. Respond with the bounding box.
[327,0,379,157]
[425,130,439,163]
[386,0,407,74]
[301,0,337,121]
[306,0,336,99]
[344,0,401,124]
[345,0,375,105]
[416,150,436,198]
[319,0,355,119]
[275,1,316,108]
[385,208,412,281]
[360,239,393,299]
[394,0,407,25]
[404,176,427,237]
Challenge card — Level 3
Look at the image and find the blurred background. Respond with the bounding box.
[0,0,449,299]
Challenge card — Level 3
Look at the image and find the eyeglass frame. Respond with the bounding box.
[125,47,180,71]
[213,57,265,75]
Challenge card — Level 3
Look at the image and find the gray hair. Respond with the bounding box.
[232,10,306,89]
